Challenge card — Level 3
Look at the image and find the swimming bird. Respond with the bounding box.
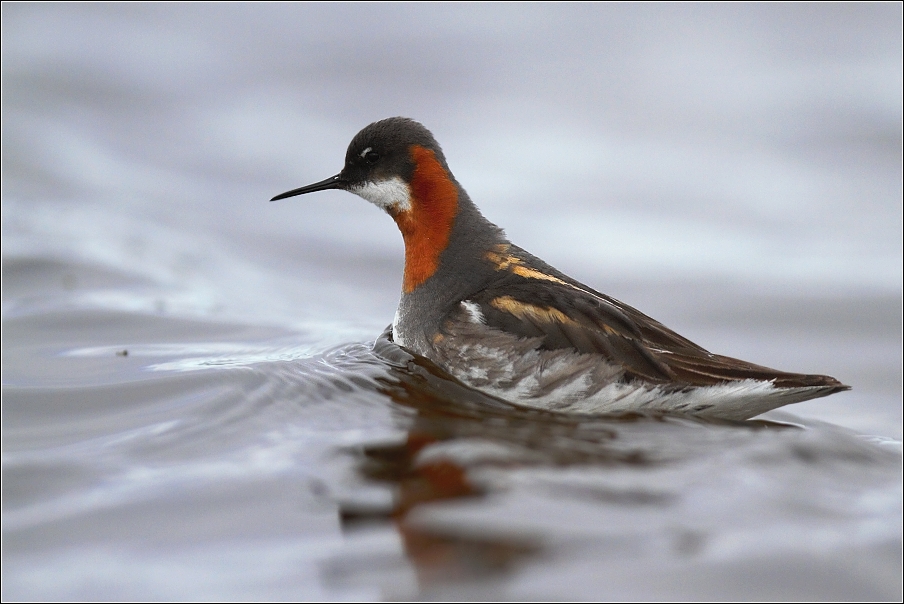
[271,117,849,420]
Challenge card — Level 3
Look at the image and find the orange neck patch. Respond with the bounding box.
[392,145,459,293]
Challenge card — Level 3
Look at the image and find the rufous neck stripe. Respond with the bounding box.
[393,145,459,293]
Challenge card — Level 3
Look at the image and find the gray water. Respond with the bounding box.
[2,4,902,600]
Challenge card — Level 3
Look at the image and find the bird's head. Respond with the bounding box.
[271,117,462,293]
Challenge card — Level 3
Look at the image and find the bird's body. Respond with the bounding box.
[272,117,849,420]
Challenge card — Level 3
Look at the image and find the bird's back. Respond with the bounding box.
[402,242,848,420]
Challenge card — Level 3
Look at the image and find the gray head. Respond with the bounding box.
[270,117,452,213]
[271,117,506,296]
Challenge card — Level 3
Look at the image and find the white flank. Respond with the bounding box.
[431,328,815,420]
[349,177,412,212]
[464,364,790,420]
[460,300,485,324]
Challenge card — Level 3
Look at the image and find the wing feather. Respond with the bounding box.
[450,263,846,391]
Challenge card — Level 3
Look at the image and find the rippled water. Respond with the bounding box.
[3,4,902,600]
[3,254,901,600]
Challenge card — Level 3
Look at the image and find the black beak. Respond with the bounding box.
[270,174,347,201]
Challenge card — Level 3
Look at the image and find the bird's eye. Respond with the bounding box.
[363,150,379,165]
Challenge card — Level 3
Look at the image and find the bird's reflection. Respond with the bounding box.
[336,327,791,589]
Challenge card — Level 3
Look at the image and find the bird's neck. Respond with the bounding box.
[389,152,506,351]
[391,186,506,352]
[390,145,460,294]
[390,146,506,297]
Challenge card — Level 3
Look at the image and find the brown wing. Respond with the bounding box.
[460,274,848,391]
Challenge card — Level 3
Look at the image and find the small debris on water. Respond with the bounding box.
[116,349,128,357]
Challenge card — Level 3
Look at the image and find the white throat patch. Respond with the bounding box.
[349,177,412,212]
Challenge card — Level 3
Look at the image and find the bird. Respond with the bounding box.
[271,117,849,421]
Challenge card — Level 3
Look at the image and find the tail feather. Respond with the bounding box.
[660,350,850,393]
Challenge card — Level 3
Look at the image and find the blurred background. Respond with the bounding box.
[4,2,901,429]
[2,3,901,600]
